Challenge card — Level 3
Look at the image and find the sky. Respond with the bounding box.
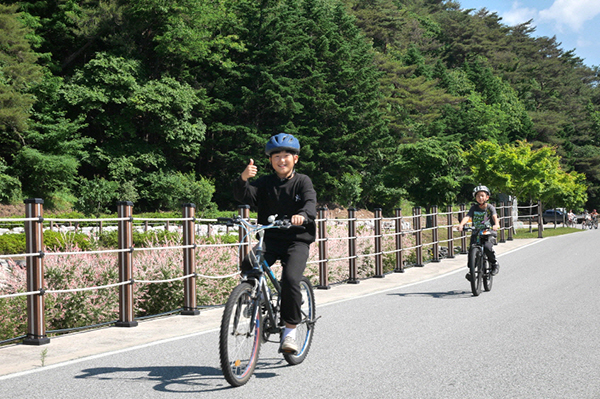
[456,0,600,67]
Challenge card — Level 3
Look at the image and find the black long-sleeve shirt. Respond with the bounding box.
[233,173,317,243]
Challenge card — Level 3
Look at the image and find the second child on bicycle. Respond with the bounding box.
[457,185,501,279]
[233,133,317,355]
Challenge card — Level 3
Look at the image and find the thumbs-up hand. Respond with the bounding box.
[241,159,257,181]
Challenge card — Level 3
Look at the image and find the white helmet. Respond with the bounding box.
[472,185,490,197]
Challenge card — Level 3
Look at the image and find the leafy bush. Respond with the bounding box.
[0,230,94,255]
[138,171,216,213]
[44,230,93,251]
[0,234,25,255]
[75,177,124,216]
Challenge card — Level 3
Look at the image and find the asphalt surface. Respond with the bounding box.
[2,228,598,398]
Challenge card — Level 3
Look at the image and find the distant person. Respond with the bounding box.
[567,209,576,226]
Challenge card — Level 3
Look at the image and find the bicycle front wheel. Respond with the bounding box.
[219,282,261,387]
[283,276,316,365]
[468,247,482,296]
[483,258,493,292]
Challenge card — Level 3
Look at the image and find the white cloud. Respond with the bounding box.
[502,1,539,26]
[539,0,600,32]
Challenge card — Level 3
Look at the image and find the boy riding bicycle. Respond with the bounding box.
[457,185,500,279]
[233,133,317,355]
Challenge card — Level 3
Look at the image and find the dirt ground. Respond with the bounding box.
[0,204,23,218]
[320,204,374,219]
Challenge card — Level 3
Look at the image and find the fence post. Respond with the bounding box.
[538,200,543,238]
[507,199,514,241]
[414,207,423,267]
[459,203,468,254]
[529,201,533,233]
[374,208,384,277]
[23,198,50,346]
[317,207,330,289]
[116,201,137,327]
[499,202,506,243]
[431,206,440,262]
[348,208,359,284]
[238,205,250,268]
[446,205,455,259]
[182,203,200,316]
[394,208,404,272]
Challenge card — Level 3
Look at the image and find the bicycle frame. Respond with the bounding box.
[223,216,292,339]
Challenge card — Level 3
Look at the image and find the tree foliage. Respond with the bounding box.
[464,140,587,208]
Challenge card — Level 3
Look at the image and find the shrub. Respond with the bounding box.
[137,171,216,213]
[0,234,25,255]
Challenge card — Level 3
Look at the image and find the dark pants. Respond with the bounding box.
[241,239,309,325]
[470,234,497,265]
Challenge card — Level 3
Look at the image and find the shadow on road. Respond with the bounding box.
[388,290,471,299]
[75,356,289,392]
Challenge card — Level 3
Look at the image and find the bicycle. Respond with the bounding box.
[464,225,495,296]
[582,217,593,230]
[217,215,317,387]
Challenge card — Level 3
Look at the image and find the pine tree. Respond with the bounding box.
[0,4,43,163]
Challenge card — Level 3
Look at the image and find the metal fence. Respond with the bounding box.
[0,198,542,346]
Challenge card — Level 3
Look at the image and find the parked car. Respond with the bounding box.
[541,209,567,224]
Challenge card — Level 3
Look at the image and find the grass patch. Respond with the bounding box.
[514,226,582,238]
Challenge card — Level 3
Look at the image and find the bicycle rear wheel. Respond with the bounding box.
[283,276,316,365]
[468,247,482,296]
[219,282,261,387]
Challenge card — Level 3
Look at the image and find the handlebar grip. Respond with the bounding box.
[216,217,235,226]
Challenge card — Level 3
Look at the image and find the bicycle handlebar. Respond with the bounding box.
[216,215,305,231]
[463,225,496,236]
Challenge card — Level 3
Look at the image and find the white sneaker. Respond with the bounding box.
[279,336,299,354]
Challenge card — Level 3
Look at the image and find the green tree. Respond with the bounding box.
[383,137,466,210]
[202,0,387,206]
[0,4,43,162]
[464,140,587,208]
[60,52,209,211]
[0,157,21,204]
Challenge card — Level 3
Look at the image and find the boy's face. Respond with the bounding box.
[269,151,298,179]
[475,191,489,205]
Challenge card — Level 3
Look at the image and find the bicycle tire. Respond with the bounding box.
[468,247,482,296]
[283,276,316,365]
[483,257,493,292]
[219,282,262,387]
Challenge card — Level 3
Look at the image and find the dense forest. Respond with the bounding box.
[1,0,598,215]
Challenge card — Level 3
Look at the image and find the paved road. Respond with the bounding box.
[1,230,599,398]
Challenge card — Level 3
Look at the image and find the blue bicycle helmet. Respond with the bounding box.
[265,133,301,156]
